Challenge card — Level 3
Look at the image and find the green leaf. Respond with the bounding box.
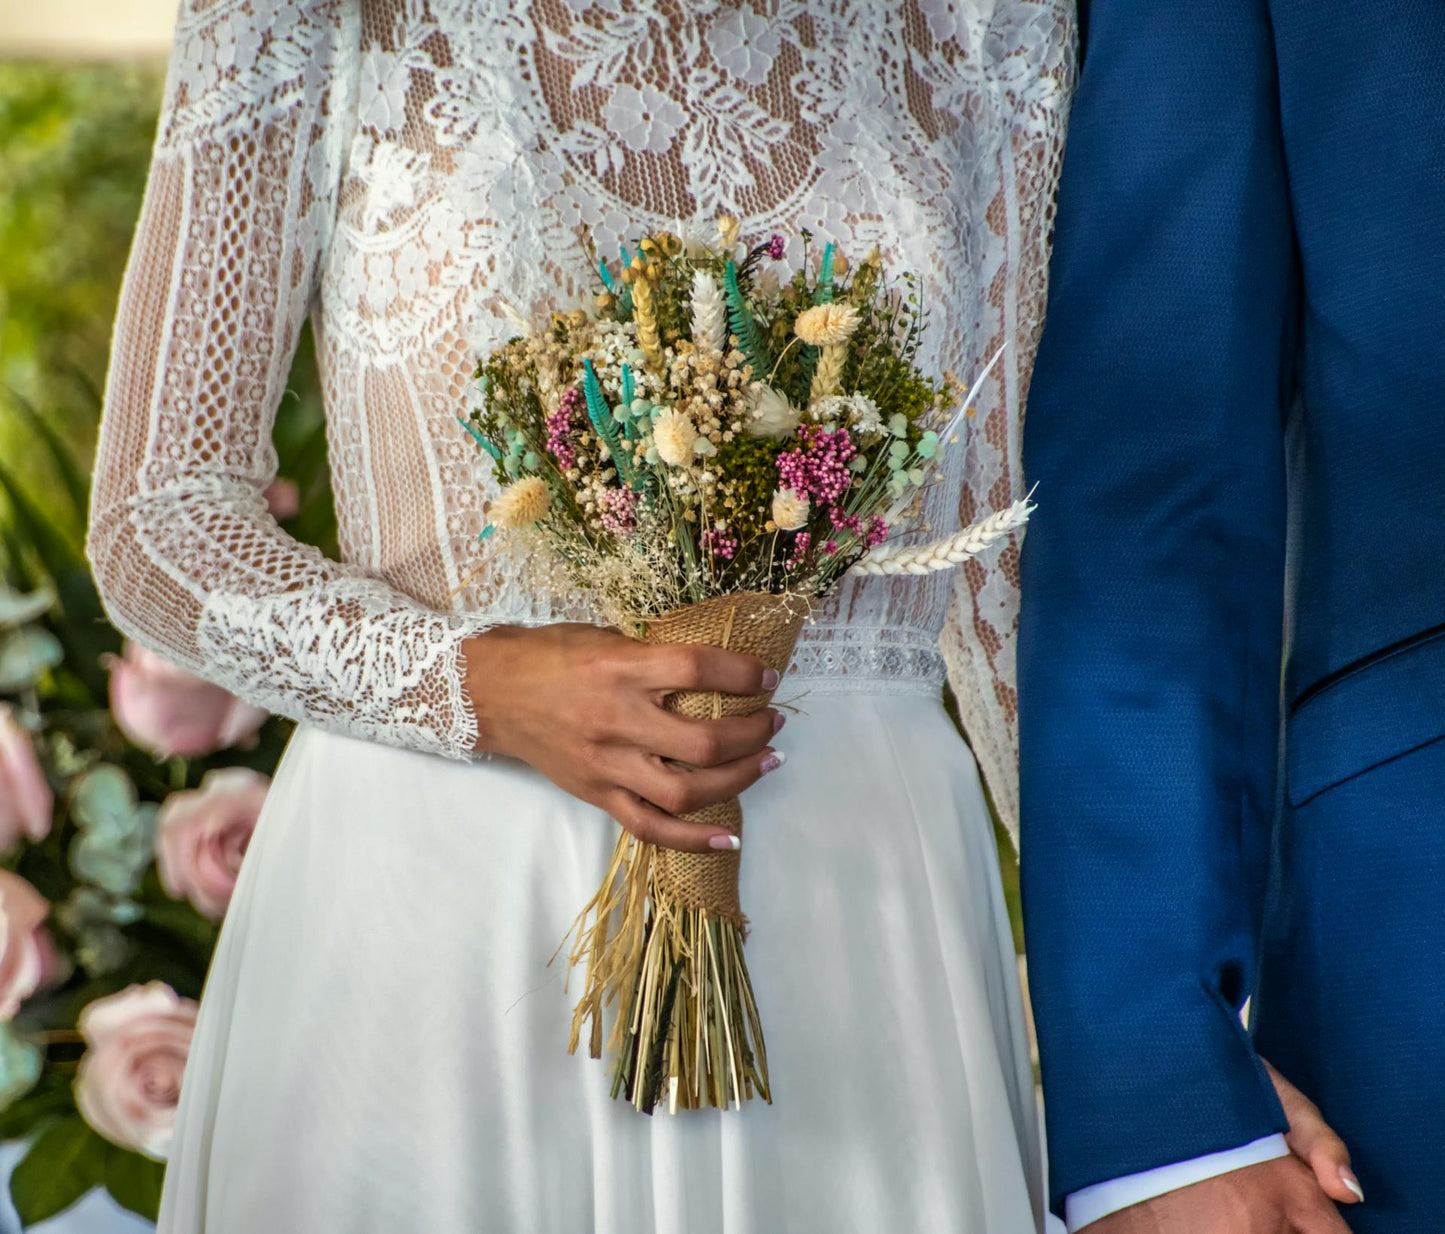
[2,387,90,524]
[10,1115,108,1224]
[0,582,54,626]
[0,1083,72,1141]
[0,457,82,579]
[103,1144,165,1220]
[0,625,63,690]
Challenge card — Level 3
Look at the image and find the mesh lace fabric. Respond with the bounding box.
[86,0,1074,838]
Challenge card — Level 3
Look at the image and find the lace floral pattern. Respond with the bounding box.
[88,0,1075,834]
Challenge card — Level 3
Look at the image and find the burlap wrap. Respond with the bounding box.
[635,591,809,927]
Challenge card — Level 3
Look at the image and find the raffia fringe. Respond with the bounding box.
[555,591,808,1112]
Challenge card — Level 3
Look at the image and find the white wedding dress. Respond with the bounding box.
[86,2,1074,1230]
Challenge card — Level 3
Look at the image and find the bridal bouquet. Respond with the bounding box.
[460,218,1031,1114]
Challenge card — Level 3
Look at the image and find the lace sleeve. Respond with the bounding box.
[939,0,1077,846]
[86,0,493,761]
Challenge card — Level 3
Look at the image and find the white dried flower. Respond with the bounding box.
[690,269,727,360]
[747,384,802,438]
[652,410,698,467]
[848,393,883,434]
[491,476,551,528]
[793,302,860,347]
[771,487,811,531]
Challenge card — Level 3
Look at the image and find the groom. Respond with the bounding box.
[1018,2,1444,1232]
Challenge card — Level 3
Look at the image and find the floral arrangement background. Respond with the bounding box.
[0,61,336,1226]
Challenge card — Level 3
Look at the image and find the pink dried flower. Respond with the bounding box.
[599,487,639,535]
[767,234,786,260]
[701,527,739,561]
[547,387,584,470]
[775,425,857,507]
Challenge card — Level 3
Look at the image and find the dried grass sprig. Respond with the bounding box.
[848,496,1034,575]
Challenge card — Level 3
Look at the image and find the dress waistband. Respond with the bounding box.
[783,626,947,697]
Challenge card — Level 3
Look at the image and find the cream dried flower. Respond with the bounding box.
[771,487,811,531]
[491,476,551,528]
[746,384,803,439]
[652,409,698,467]
[793,302,860,347]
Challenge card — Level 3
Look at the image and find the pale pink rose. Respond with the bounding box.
[0,871,52,1018]
[155,767,267,919]
[0,704,52,849]
[75,982,197,1160]
[103,641,268,758]
[263,478,300,520]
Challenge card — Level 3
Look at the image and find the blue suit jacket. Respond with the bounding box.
[1018,0,1445,1215]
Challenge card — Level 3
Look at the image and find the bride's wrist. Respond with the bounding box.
[461,626,531,757]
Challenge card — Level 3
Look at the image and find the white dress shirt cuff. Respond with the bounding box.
[1064,1133,1291,1231]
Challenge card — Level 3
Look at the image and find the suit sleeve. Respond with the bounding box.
[1016,0,1298,1213]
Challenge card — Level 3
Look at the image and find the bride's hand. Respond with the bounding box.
[462,623,784,853]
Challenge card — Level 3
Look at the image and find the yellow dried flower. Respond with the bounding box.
[491,476,551,528]
[794,302,861,347]
[652,409,697,467]
[717,214,741,249]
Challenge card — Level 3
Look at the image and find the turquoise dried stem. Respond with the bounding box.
[583,359,634,488]
[723,259,772,382]
[456,414,502,462]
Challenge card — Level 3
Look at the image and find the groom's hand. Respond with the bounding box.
[1081,1061,1361,1232]
[1080,1157,1351,1233]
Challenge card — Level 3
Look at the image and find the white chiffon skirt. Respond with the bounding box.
[157,687,1043,1233]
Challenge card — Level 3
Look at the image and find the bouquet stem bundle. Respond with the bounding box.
[560,591,809,1113]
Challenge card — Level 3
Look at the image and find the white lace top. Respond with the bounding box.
[87,0,1073,839]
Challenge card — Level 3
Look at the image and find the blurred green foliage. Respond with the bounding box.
[0,59,334,557]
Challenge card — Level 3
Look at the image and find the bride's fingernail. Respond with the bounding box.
[1341,1169,1364,1202]
[760,751,785,776]
[772,710,786,734]
[761,668,780,690]
[709,834,741,851]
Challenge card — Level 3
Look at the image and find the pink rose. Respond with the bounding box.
[156,767,268,919]
[75,982,197,1160]
[0,703,52,849]
[103,641,268,759]
[0,871,53,1018]
[263,478,300,520]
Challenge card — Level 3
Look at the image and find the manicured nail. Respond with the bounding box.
[760,750,786,776]
[1341,1168,1364,1203]
[772,710,786,734]
[761,668,780,690]
[709,833,741,851]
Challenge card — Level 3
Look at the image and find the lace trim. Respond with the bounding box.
[785,627,946,696]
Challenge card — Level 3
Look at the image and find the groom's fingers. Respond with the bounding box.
[1263,1059,1364,1207]
[1279,1157,1354,1234]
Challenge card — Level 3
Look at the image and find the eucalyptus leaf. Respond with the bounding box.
[10,1115,108,1225]
[0,626,63,691]
[0,1023,42,1111]
[0,583,56,626]
[72,765,139,831]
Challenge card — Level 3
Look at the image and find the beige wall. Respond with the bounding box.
[0,0,176,58]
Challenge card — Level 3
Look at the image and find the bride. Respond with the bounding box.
[86,2,1073,1231]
